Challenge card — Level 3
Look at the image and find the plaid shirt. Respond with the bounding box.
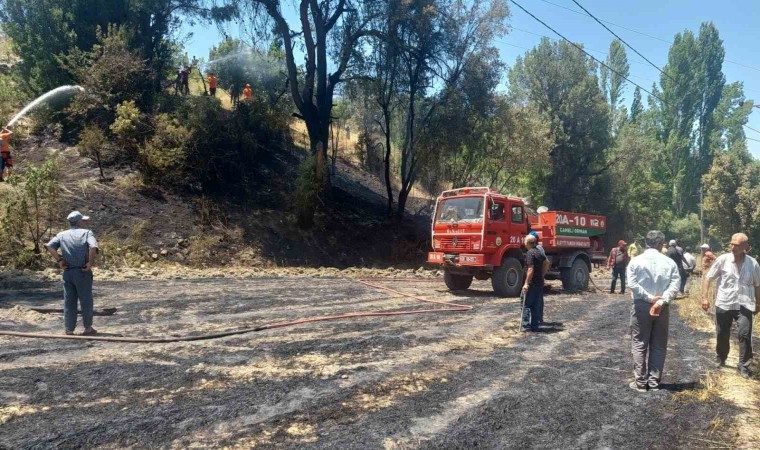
[46,227,99,269]
[608,246,630,269]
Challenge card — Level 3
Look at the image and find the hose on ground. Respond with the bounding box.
[0,278,472,343]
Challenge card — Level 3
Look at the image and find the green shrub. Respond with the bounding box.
[0,157,61,268]
[78,125,109,180]
[138,113,191,185]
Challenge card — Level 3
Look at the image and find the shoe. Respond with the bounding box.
[609,291,614,294]
[619,291,625,295]
[81,327,98,336]
[64,330,74,335]
[647,384,661,391]
[738,366,751,379]
[715,356,726,369]
[629,381,647,392]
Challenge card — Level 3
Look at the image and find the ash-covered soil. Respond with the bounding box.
[0,275,737,449]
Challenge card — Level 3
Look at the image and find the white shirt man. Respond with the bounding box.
[625,231,681,391]
[702,233,760,378]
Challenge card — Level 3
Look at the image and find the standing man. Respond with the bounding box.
[521,234,549,332]
[626,230,681,391]
[666,240,687,294]
[529,231,546,323]
[243,83,253,101]
[628,239,640,259]
[608,240,630,294]
[682,246,697,292]
[700,243,717,274]
[45,211,99,336]
[207,73,218,97]
[702,233,760,378]
[0,126,14,181]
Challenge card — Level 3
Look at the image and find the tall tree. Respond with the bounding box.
[509,38,610,211]
[689,22,725,202]
[233,0,382,225]
[655,30,700,214]
[394,0,508,217]
[629,86,643,123]
[600,39,629,112]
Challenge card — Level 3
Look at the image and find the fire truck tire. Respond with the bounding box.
[491,257,523,297]
[561,259,589,292]
[444,271,473,291]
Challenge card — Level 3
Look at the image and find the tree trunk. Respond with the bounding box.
[383,106,393,216]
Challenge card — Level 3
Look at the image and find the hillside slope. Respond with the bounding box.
[4,132,433,270]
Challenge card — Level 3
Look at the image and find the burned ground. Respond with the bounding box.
[0,276,742,449]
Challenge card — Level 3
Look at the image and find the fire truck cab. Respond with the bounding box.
[427,187,606,297]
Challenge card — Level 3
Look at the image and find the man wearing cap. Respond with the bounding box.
[608,240,630,294]
[666,240,687,294]
[702,233,760,378]
[45,211,99,335]
[700,244,717,274]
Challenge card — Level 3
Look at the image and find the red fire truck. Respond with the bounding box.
[427,187,607,297]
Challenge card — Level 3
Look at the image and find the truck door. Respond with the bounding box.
[486,197,508,250]
[509,202,528,238]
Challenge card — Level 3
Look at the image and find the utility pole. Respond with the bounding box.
[699,186,704,245]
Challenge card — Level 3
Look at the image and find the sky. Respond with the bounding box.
[180,0,760,158]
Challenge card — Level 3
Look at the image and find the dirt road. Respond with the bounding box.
[0,275,735,449]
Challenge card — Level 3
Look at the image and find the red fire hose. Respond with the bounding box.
[0,278,472,343]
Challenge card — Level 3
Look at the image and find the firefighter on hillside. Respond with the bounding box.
[0,126,13,181]
[243,83,253,101]
[207,73,218,97]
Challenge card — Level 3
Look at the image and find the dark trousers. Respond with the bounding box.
[715,306,754,367]
[631,299,670,388]
[538,288,544,323]
[610,266,626,293]
[679,271,689,293]
[522,286,542,330]
[63,269,94,332]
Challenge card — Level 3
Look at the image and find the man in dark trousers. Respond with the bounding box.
[702,233,760,378]
[521,234,549,332]
[45,211,100,335]
[608,240,630,294]
[666,239,687,294]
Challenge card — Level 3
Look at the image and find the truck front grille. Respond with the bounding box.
[440,236,471,249]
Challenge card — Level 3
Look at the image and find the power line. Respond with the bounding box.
[535,0,760,75]
[509,0,760,145]
[743,123,760,135]
[508,0,663,103]
[569,0,674,82]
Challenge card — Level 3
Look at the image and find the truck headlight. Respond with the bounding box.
[433,239,440,249]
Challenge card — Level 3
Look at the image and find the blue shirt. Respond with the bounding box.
[46,227,99,269]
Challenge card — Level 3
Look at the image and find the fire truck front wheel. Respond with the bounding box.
[492,257,523,297]
[444,271,473,291]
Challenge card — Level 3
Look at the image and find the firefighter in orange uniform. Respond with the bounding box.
[0,127,14,181]
[243,83,252,101]
[207,73,218,97]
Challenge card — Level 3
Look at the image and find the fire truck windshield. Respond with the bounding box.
[436,197,484,223]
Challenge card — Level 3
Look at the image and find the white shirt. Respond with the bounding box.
[706,253,760,312]
[626,248,681,305]
[683,252,696,270]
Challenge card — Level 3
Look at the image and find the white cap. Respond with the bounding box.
[67,210,90,223]
[669,240,676,246]
[700,243,710,249]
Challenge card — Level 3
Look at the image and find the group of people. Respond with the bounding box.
[178,68,254,106]
[607,238,715,296]
[623,231,759,390]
